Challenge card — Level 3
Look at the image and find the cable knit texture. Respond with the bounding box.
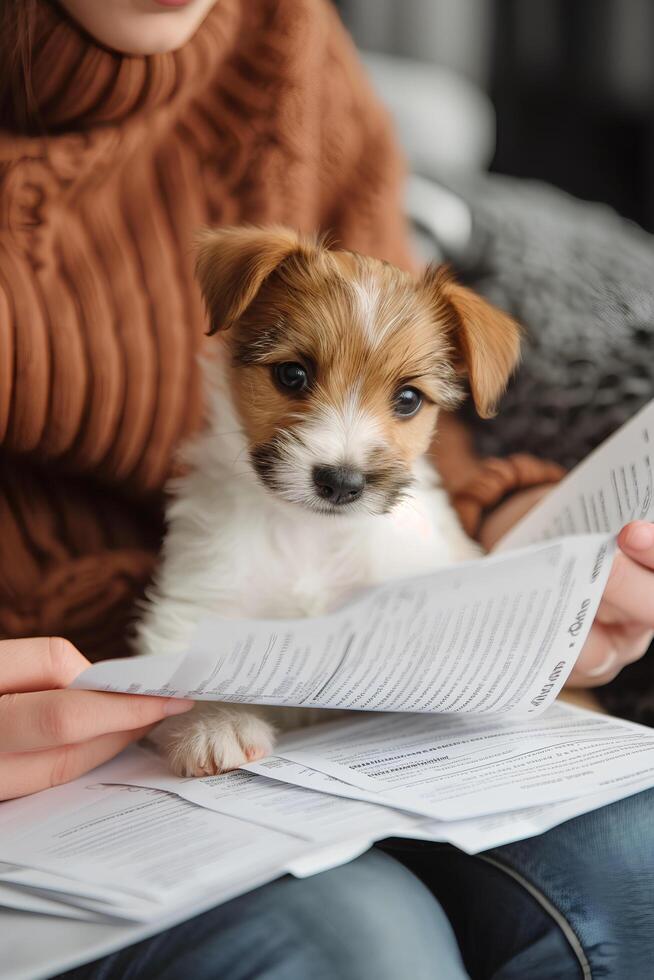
[0,0,416,658]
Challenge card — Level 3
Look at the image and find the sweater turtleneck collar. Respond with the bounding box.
[5,0,234,133]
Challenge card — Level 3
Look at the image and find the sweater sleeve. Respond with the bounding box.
[313,2,418,273]
[0,456,160,661]
[431,413,565,540]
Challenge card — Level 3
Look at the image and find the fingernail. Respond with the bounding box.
[585,652,617,678]
[164,698,194,715]
[625,523,654,550]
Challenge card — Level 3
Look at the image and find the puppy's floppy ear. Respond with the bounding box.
[421,265,521,418]
[195,225,317,335]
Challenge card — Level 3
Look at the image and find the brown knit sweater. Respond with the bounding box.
[0,0,559,661]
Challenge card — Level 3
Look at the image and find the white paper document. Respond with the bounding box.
[0,753,307,923]
[498,399,654,550]
[73,532,613,718]
[3,703,651,924]
[71,402,654,722]
[2,710,654,976]
[271,703,654,820]
[99,745,411,844]
[245,753,654,853]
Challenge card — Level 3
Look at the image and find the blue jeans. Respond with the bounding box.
[57,789,654,979]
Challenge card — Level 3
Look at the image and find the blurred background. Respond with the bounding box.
[330,0,654,480]
[336,0,654,232]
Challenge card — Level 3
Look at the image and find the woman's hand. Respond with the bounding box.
[0,637,193,800]
[566,522,654,687]
[480,488,654,690]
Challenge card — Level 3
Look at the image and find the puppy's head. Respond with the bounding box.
[196,226,520,515]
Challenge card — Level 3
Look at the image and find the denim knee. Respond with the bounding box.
[493,788,654,977]
[379,838,584,979]
[57,848,469,980]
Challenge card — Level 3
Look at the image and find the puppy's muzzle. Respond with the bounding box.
[312,464,365,506]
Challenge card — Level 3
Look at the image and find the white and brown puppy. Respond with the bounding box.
[137,226,520,776]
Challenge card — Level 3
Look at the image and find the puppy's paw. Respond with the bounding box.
[151,706,276,777]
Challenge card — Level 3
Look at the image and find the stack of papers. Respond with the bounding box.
[2,400,654,969]
[2,703,654,927]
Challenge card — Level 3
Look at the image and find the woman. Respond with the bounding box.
[1,1,653,976]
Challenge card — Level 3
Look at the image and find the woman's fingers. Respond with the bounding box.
[565,523,654,689]
[0,688,193,752]
[601,553,654,625]
[617,521,654,568]
[0,636,194,799]
[567,620,653,688]
[598,525,654,627]
[0,637,90,694]
[0,726,155,802]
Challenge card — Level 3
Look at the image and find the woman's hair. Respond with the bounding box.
[0,0,40,129]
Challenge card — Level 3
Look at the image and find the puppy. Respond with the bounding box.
[137,226,520,776]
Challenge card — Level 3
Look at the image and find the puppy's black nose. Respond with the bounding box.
[313,465,365,505]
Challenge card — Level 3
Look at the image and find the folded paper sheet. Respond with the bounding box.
[105,703,654,833]
[73,533,614,717]
[269,703,654,820]
[497,399,654,550]
[73,400,654,717]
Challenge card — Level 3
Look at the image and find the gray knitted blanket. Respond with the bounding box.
[445,173,654,469]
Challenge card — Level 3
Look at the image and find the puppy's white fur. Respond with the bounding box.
[138,356,479,776]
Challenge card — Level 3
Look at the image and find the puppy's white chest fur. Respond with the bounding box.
[224,464,471,620]
[138,456,476,653]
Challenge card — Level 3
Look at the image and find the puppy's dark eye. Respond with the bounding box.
[393,386,423,418]
[273,362,310,394]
